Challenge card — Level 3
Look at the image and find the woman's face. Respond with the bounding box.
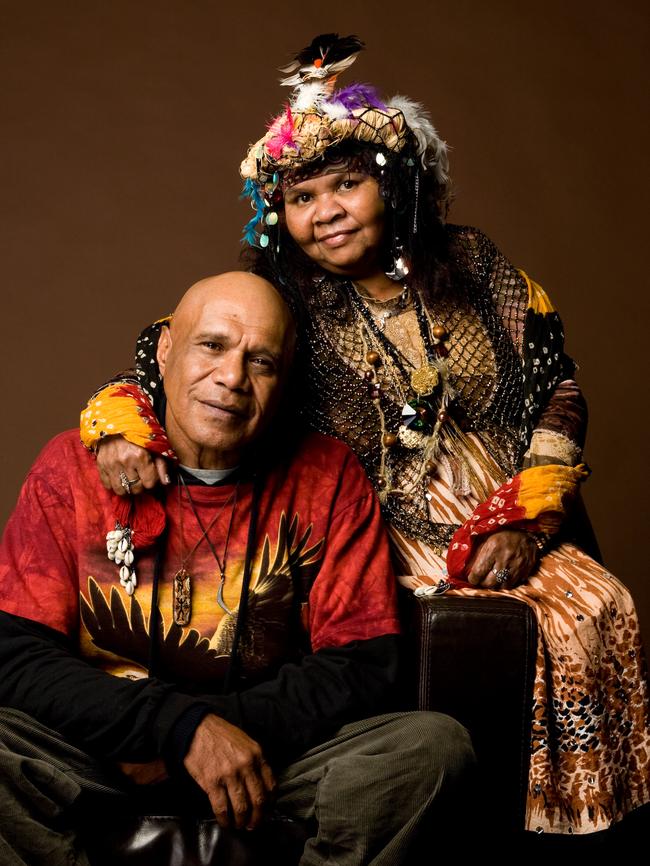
[282,166,386,279]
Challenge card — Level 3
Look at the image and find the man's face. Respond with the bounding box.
[157,275,293,469]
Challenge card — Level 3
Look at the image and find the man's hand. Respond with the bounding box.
[96,435,170,495]
[466,529,539,589]
[183,714,276,830]
[118,758,169,785]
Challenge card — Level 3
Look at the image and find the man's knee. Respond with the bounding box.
[396,711,475,788]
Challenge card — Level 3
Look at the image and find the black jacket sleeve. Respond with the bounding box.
[162,633,401,768]
[0,611,400,768]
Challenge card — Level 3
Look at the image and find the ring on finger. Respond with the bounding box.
[119,471,140,493]
[492,565,510,585]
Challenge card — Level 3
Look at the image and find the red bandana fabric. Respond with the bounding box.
[446,463,589,583]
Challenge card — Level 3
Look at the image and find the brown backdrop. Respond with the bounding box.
[1,0,649,646]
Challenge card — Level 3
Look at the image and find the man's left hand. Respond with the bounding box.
[118,758,169,785]
[184,714,276,831]
[466,529,539,589]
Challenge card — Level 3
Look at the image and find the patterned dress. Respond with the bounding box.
[392,435,649,834]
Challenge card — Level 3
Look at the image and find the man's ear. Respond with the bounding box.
[157,325,172,376]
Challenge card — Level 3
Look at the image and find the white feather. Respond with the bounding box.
[291,80,329,111]
[389,95,450,184]
[321,98,351,120]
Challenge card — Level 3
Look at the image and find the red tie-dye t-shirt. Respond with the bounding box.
[0,430,399,692]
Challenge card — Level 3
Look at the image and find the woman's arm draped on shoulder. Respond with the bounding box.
[80,319,174,493]
[79,319,171,455]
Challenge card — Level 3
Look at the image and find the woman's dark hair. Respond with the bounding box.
[241,135,452,322]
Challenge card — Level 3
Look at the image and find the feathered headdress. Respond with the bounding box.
[240,34,449,246]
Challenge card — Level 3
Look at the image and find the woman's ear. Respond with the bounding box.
[156,325,172,376]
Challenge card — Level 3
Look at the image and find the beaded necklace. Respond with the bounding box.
[348,281,498,511]
[348,283,451,438]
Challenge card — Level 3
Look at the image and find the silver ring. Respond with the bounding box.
[493,566,510,585]
[119,471,139,492]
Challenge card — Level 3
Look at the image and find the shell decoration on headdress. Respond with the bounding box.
[240,33,449,247]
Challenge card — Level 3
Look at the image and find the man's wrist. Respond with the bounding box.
[164,703,214,774]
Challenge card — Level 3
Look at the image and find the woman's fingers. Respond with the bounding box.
[154,455,171,485]
[468,530,539,589]
[95,436,169,495]
[466,542,494,586]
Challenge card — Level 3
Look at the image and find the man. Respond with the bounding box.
[0,273,474,865]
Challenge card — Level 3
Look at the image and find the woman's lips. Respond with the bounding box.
[317,229,356,247]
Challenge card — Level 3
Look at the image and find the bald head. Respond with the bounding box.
[169,272,294,349]
[156,271,295,469]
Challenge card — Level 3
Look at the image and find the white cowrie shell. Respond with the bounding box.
[124,549,134,566]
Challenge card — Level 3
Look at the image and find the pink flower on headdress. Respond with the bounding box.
[266,106,299,159]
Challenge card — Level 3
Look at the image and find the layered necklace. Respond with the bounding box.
[350,282,451,442]
[349,281,494,503]
[173,475,240,627]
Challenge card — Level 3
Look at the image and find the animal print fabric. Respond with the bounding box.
[394,435,650,834]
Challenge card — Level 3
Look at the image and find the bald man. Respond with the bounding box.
[0,273,474,866]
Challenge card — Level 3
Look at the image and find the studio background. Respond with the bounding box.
[1,0,648,646]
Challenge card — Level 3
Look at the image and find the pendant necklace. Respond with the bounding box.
[349,284,450,437]
[174,475,240,627]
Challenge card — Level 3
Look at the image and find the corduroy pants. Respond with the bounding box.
[0,708,475,866]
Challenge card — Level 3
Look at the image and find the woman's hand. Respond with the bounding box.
[96,435,170,495]
[466,529,539,589]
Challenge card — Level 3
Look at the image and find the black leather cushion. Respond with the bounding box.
[84,813,309,866]
[406,593,537,833]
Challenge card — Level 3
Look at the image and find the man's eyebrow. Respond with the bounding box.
[194,330,282,362]
[194,330,228,341]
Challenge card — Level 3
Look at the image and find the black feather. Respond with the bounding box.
[292,34,364,68]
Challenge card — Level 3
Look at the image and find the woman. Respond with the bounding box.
[82,35,649,835]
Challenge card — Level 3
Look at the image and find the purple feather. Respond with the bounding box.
[329,83,386,112]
